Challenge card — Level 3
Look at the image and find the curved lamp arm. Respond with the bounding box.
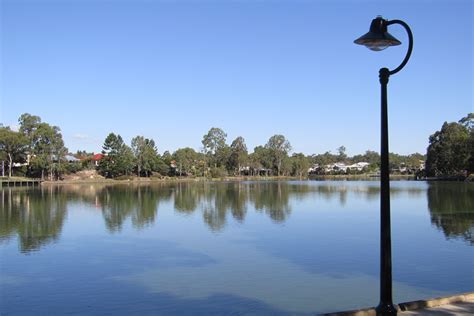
[387,20,413,76]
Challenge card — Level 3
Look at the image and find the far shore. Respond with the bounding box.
[38,174,417,185]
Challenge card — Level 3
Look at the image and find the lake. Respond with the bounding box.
[1,181,473,315]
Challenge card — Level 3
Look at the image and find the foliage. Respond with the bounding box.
[280,156,292,176]
[131,136,159,177]
[202,127,227,155]
[0,128,28,177]
[202,127,227,168]
[98,133,135,178]
[228,136,248,175]
[154,158,170,176]
[265,135,292,176]
[351,150,380,172]
[291,153,310,178]
[64,161,83,174]
[216,145,231,171]
[310,151,337,167]
[156,151,173,176]
[249,146,272,174]
[210,166,227,178]
[17,114,68,180]
[426,113,472,177]
[18,113,41,152]
[173,147,200,176]
[337,145,347,161]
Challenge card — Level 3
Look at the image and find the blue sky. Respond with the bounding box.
[1,0,472,156]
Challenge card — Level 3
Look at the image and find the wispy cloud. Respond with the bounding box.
[73,133,90,140]
[71,133,100,145]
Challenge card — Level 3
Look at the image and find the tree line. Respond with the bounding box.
[1,112,472,180]
[95,128,296,178]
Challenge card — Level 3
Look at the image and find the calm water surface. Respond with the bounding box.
[1,181,473,315]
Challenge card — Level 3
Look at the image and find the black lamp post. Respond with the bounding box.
[354,16,413,316]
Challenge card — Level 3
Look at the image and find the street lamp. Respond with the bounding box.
[354,16,413,316]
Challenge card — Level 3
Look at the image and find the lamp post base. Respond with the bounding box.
[376,302,398,316]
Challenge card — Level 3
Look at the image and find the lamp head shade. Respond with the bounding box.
[354,17,401,51]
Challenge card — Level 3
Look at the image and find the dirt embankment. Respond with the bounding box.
[61,170,105,181]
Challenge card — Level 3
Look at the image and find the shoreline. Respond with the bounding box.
[41,174,415,185]
[3,174,472,186]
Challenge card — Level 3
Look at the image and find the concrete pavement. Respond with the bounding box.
[399,300,474,315]
[321,292,474,316]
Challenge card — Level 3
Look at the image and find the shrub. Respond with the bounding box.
[210,167,227,178]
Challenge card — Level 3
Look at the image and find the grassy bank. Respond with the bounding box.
[41,175,305,185]
[1,176,35,181]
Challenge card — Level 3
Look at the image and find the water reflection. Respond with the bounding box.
[96,185,173,232]
[0,187,67,253]
[1,181,472,253]
[427,182,474,244]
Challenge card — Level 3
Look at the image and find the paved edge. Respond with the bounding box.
[320,292,474,316]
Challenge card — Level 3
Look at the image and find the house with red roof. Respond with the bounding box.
[90,153,105,166]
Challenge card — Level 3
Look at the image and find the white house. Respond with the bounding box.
[347,162,370,171]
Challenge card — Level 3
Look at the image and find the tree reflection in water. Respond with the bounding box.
[96,184,173,232]
[0,187,67,253]
[1,181,472,253]
[427,182,474,245]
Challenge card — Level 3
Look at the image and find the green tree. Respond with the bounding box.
[228,136,248,175]
[337,145,347,161]
[215,144,231,173]
[291,153,309,178]
[18,113,41,153]
[459,113,474,172]
[98,133,135,178]
[389,152,403,172]
[173,147,199,176]
[426,118,470,177]
[119,145,135,176]
[156,151,172,176]
[362,150,380,164]
[265,134,292,176]
[202,127,227,168]
[154,157,171,176]
[404,153,425,171]
[459,113,474,130]
[131,136,159,177]
[195,152,209,176]
[17,114,67,180]
[249,146,273,175]
[202,127,227,155]
[0,128,28,177]
[161,151,172,166]
[310,151,338,168]
[280,156,292,176]
[351,150,380,172]
[31,123,67,180]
